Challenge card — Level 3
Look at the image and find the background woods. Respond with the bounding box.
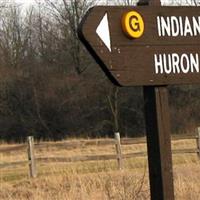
[0,0,199,142]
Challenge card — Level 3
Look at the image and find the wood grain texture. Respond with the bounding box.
[115,132,123,170]
[79,6,200,86]
[0,135,197,153]
[27,136,37,178]
[0,148,198,169]
[143,86,174,200]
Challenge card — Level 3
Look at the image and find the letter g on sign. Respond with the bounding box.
[122,11,144,39]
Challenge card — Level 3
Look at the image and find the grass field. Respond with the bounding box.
[0,138,200,200]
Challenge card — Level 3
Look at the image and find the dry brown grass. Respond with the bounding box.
[0,170,150,200]
[0,138,200,200]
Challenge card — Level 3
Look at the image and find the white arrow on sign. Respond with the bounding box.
[96,13,112,52]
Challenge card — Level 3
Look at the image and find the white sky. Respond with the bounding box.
[15,0,35,7]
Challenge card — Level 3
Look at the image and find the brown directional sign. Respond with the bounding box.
[78,6,200,86]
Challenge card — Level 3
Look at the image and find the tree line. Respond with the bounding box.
[0,0,199,142]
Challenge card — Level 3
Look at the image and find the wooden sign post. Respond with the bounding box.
[143,86,174,199]
[78,0,200,199]
[140,1,174,200]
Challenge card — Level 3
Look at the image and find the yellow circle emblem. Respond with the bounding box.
[122,11,144,39]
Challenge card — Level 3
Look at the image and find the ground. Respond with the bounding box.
[0,138,200,200]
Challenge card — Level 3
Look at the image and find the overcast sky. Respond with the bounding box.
[15,0,35,7]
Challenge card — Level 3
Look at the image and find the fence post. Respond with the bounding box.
[115,132,123,170]
[197,127,200,159]
[27,136,37,178]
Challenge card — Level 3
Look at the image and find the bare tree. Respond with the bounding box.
[107,86,120,132]
[44,0,97,75]
[115,0,138,5]
[162,0,199,6]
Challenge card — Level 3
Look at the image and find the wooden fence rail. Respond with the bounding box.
[0,149,198,169]
[0,135,198,153]
[1,128,200,178]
